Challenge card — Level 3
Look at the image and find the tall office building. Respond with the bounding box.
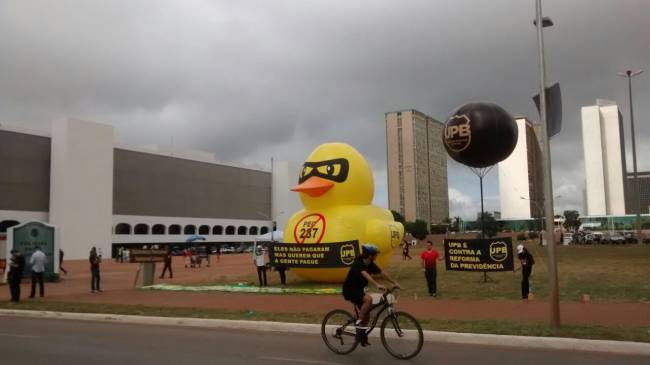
[498,118,544,219]
[386,109,449,225]
[581,100,627,216]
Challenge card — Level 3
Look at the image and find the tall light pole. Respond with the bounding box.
[617,69,644,243]
[534,0,560,328]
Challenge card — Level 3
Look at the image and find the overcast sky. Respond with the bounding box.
[1,0,648,219]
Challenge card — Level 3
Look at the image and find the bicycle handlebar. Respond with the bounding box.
[382,286,400,297]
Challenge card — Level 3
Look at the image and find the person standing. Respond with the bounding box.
[516,244,535,300]
[253,245,267,287]
[215,245,221,263]
[402,240,412,260]
[274,263,287,286]
[205,246,211,268]
[59,249,67,275]
[89,246,102,293]
[8,249,26,303]
[29,246,47,298]
[160,248,173,279]
[420,241,442,297]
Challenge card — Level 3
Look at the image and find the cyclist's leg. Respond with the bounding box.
[357,293,373,326]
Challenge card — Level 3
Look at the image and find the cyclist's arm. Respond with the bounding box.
[361,270,383,290]
[377,270,400,289]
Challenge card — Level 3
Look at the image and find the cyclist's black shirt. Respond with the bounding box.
[342,256,381,294]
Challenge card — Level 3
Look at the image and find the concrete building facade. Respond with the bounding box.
[581,100,627,216]
[498,118,544,219]
[386,109,449,225]
[0,119,293,259]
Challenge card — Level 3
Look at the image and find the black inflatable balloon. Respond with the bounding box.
[442,102,518,168]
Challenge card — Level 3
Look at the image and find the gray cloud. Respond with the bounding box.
[1,0,648,219]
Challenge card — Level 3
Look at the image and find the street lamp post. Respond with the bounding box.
[534,0,560,328]
[617,69,644,243]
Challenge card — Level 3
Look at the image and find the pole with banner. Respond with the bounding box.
[535,0,561,329]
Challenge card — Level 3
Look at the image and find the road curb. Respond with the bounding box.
[1,309,648,356]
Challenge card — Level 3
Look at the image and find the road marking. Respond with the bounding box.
[258,356,351,365]
[0,333,40,339]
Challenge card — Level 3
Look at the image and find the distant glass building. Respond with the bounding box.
[386,109,449,225]
[625,171,650,215]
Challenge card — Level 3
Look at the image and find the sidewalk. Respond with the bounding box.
[1,256,649,327]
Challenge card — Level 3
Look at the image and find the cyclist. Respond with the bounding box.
[342,243,400,346]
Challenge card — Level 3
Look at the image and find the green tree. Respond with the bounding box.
[476,212,499,238]
[404,220,429,240]
[391,210,405,224]
[563,210,581,231]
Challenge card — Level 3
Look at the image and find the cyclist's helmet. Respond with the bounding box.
[361,243,380,255]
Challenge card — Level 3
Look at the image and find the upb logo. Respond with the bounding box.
[340,243,356,266]
[444,114,472,152]
[489,241,508,262]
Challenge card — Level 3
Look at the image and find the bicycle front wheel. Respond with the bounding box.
[380,311,423,360]
[321,309,359,355]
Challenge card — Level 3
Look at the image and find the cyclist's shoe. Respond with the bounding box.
[355,321,368,344]
[360,334,371,347]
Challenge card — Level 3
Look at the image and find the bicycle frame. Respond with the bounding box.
[341,290,399,337]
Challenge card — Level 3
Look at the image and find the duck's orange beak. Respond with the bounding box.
[291,176,335,197]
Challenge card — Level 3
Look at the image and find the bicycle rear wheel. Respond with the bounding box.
[321,309,359,355]
[380,311,423,359]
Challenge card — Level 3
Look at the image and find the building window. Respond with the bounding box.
[184,225,196,235]
[152,224,165,235]
[225,226,235,235]
[199,225,210,235]
[134,224,149,235]
[169,225,181,235]
[260,227,269,235]
[115,223,131,235]
[213,225,223,235]
[237,226,247,235]
[249,226,259,236]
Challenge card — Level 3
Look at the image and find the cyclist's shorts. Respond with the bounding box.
[343,290,365,308]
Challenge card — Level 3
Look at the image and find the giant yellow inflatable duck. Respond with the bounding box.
[284,142,404,283]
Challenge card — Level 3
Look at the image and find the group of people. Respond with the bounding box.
[7,247,52,303]
[114,246,130,263]
[183,247,219,269]
[6,246,103,303]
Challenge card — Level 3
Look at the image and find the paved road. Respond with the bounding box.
[0,317,647,365]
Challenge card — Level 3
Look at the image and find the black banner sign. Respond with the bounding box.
[268,241,359,268]
[443,238,514,272]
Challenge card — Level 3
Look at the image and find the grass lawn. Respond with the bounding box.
[386,242,650,303]
[198,243,650,303]
[1,301,648,343]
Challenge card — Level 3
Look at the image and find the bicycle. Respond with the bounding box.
[321,287,423,360]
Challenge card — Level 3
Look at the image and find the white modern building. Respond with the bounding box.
[0,119,300,259]
[498,118,543,219]
[581,100,627,216]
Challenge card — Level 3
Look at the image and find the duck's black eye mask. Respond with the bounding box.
[299,158,350,184]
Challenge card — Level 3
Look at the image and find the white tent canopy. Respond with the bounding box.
[255,230,283,242]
